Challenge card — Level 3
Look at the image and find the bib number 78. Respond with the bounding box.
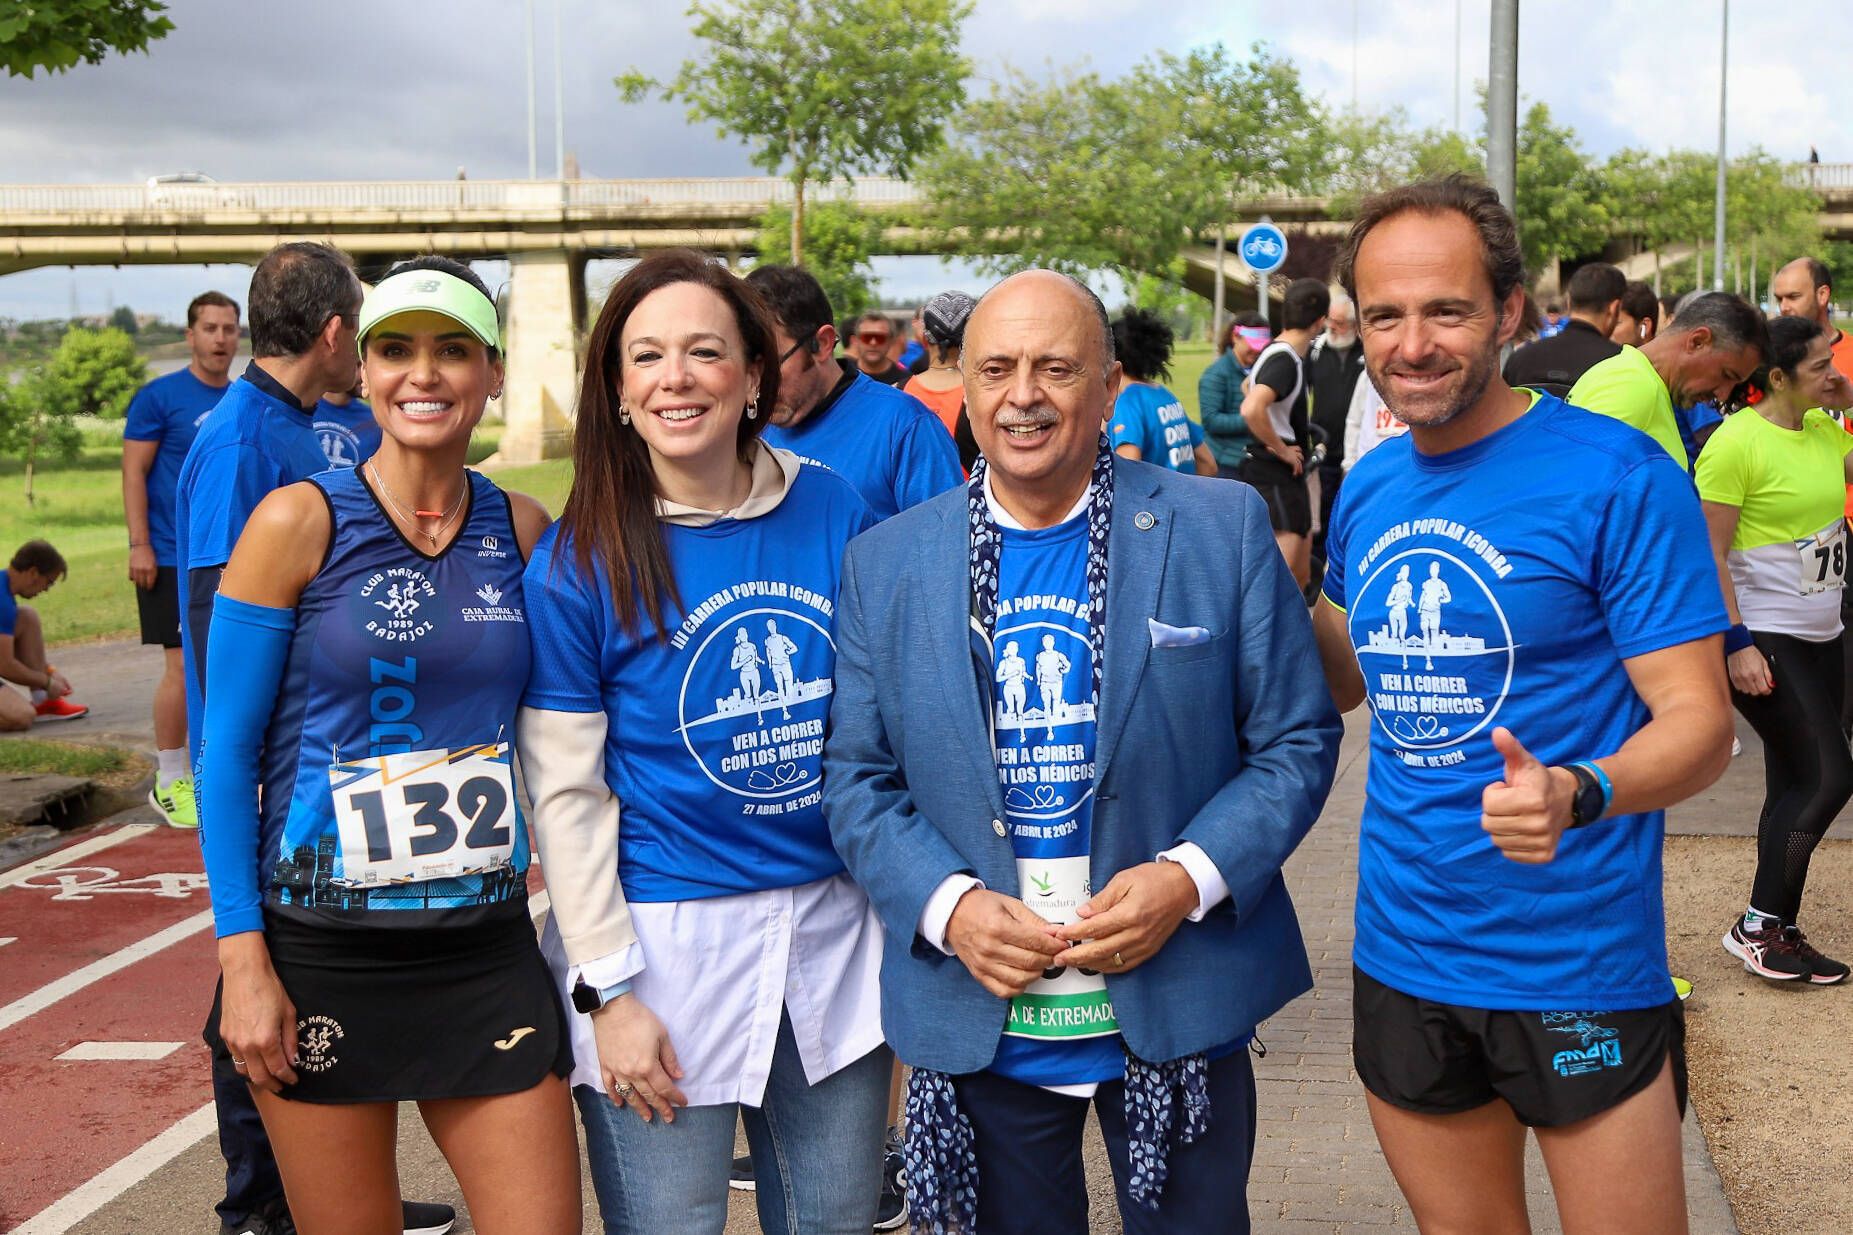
[1799,524,1848,595]
[330,744,518,886]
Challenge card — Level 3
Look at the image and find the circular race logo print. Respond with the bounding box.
[1352,548,1516,752]
[676,606,836,801]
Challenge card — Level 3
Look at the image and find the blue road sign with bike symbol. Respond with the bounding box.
[1240,222,1289,273]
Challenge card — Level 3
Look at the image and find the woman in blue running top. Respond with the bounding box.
[1107,307,1215,475]
[199,258,580,1233]
[520,250,890,1234]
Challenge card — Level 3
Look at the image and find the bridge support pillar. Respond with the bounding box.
[495,248,583,464]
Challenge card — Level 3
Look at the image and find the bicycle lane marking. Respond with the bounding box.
[2,873,554,1233]
[0,825,212,1008]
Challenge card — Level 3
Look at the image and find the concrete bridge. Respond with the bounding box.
[4,169,1850,462]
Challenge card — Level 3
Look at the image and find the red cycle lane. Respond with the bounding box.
[0,824,220,1231]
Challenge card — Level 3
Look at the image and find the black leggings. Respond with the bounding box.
[1733,630,1853,921]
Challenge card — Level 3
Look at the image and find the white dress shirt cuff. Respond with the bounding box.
[918,874,985,955]
[571,942,646,990]
[1157,842,1229,922]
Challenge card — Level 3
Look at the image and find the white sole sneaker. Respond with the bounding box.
[1722,928,1806,980]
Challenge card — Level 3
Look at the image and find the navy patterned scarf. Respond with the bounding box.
[902,438,1211,1234]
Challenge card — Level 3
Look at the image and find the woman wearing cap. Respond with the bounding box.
[199,256,579,1233]
[519,249,890,1234]
[903,289,978,472]
[1199,312,1270,479]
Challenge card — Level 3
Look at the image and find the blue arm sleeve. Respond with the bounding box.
[200,595,295,938]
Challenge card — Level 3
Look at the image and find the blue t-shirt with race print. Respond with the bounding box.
[522,464,875,901]
[312,397,382,469]
[1109,383,1203,473]
[123,368,230,566]
[1321,392,1726,1012]
[982,513,1123,1087]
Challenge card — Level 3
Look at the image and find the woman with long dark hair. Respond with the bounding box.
[200,256,579,1233]
[1697,313,1853,984]
[520,249,890,1233]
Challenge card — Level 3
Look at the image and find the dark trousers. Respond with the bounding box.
[1314,462,1344,552]
[204,980,287,1224]
[950,1048,1257,1235]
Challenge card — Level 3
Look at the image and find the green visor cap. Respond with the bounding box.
[357,269,502,355]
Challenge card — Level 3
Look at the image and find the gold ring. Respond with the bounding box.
[614,1082,633,1099]
[1113,951,1124,967]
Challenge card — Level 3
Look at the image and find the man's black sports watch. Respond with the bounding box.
[1566,763,1607,829]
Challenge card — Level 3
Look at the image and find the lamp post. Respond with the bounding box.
[1713,0,1729,291]
[1487,0,1519,211]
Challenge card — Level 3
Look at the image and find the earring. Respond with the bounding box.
[618,400,631,426]
[745,389,759,420]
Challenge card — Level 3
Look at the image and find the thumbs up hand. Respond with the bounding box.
[1480,727,1576,864]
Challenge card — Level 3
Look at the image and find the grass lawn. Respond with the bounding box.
[0,736,130,778]
[1,429,505,647]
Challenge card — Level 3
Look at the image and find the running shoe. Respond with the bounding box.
[874,1125,909,1230]
[1723,918,1812,981]
[1781,925,1850,986]
[401,1201,455,1235]
[33,696,88,723]
[729,1151,756,1191]
[148,776,198,829]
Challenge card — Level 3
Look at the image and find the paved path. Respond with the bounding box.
[1,638,1747,1233]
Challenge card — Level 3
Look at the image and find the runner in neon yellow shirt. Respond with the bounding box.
[1695,315,1853,986]
[1569,292,1765,470]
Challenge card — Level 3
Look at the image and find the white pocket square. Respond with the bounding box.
[1148,619,1211,648]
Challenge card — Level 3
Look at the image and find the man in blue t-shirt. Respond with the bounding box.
[1314,177,1733,1233]
[122,290,239,828]
[312,384,381,468]
[745,265,962,520]
[0,541,86,731]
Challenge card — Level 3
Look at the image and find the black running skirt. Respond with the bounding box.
[207,911,571,1104]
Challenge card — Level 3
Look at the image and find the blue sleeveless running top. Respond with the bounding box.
[261,467,533,928]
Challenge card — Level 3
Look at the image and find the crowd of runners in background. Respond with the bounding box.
[5,170,1853,1235]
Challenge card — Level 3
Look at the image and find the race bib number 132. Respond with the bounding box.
[328,743,517,887]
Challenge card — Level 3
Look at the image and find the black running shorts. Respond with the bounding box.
[1352,966,1687,1128]
[1238,455,1312,536]
[135,566,182,649]
[207,910,571,1104]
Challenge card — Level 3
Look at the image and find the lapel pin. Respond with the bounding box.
[1133,511,1156,531]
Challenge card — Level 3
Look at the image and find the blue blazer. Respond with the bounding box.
[824,457,1343,1074]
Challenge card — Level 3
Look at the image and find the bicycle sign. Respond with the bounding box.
[1239,222,1289,274]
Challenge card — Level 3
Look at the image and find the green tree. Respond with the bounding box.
[1725,150,1821,293]
[46,326,146,419]
[619,0,970,267]
[108,304,138,335]
[0,0,173,78]
[1127,43,1327,233]
[920,66,1199,278]
[0,369,82,505]
[1512,101,1609,276]
[755,201,883,318]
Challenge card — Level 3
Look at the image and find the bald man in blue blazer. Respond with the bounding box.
[824,270,1342,1235]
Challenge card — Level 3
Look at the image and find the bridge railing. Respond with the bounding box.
[0,176,927,216]
[1789,163,1853,192]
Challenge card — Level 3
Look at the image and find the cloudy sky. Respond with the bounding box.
[0,0,1844,319]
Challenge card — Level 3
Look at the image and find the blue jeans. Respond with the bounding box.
[950,1047,1259,1235]
[574,1011,890,1235]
